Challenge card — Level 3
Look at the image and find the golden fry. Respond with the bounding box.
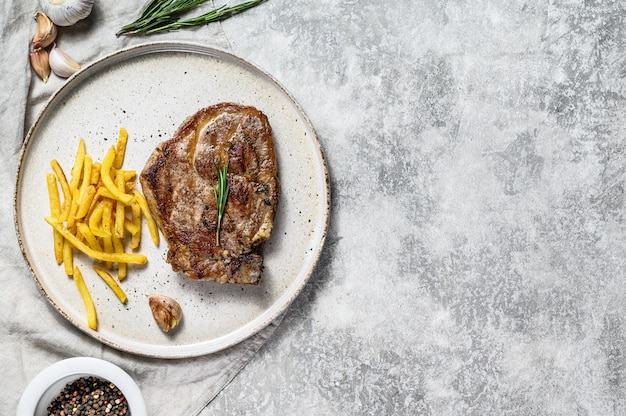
[95,186,117,201]
[90,162,101,185]
[50,160,70,205]
[132,189,159,245]
[93,265,127,304]
[114,202,126,239]
[45,217,147,264]
[53,234,64,265]
[63,238,73,275]
[81,155,92,192]
[101,146,133,204]
[129,200,142,249]
[67,187,80,230]
[101,235,114,270]
[50,159,71,221]
[46,173,61,217]
[69,138,86,191]
[101,198,113,237]
[75,185,96,220]
[120,170,136,181]
[77,223,103,252]
[53,233,64,265]
[46,173,64,264]
[114,172,126,239]
[124,216,140,236]
[113,127,128,170]
[73,266,97,330]
[88,199,109,238]
[112,235,127,280]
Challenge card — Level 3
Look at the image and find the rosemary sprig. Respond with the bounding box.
[117,0,207,36]
[117,0,266,36]
[213,161,230,246]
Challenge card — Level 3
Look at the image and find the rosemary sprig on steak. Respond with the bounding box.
[117,0,266,36]
[213,161,230,246]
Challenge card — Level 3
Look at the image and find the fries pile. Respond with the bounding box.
[45,128,159,330]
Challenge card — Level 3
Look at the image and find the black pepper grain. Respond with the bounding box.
[47,376,130,415]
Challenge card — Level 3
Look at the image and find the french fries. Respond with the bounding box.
[101,145,133,204]
[132,189,159,245]
[46,173,63,264]
[45,128,159,331]
[93,265,128,304]
[73,266,97,330]
[113,127,128,169]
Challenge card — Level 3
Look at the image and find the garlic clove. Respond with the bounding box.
[30,48,51,83]
[40,0,95,27]
[49,44,81,78]
[32,12,57,49]
[148,294,183,333]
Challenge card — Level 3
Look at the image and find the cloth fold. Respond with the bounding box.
[1,2,278,414]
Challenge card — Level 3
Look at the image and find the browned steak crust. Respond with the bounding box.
[140,103,279,284]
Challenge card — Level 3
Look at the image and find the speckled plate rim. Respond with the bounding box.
[14,41,330,358]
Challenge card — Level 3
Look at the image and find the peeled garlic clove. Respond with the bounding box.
[32,12,57,49]
[148,294,182,333]
[49,45,81,78]
[40,0,95,27]
[30,48,51,83]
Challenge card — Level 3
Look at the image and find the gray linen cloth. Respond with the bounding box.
[0,1,279,414]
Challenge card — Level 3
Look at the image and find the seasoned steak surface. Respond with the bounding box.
[140,103,279,283]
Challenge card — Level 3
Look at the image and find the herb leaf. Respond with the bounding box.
[117,0,266,36]
[213,161,230,246]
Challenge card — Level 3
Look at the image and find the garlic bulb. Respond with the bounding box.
[49,45,81,78]
[32,12,57,49]
[39,0,95,27]
[30,48,51,83]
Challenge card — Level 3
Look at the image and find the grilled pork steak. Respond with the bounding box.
[140,103,279,284]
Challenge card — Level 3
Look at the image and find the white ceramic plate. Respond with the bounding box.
[17,357,147,416]
[14,41,330,358]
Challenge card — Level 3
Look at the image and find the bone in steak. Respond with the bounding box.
[140,103,279,284]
